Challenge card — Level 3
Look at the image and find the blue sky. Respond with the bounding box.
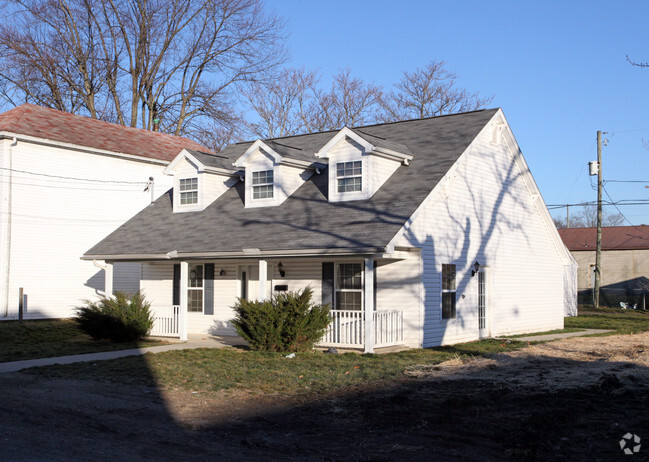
[265,0,649,225]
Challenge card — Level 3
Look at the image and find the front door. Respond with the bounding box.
[478,269,488,338]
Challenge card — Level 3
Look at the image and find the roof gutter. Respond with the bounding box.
[82,246,388,262]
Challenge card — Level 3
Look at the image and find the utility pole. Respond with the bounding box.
[594,131,603,308]
[566,205,570,228]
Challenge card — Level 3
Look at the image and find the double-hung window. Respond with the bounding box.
[179,178,198,205]
[188,264,203,312]
[335,263,363,310]
[441,264,456,319]
[252,170,274,199]
[336,161,362,193]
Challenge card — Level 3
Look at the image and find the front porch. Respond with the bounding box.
[103,255,413,353]
[148,305,405,352]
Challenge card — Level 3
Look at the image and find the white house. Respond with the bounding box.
[85,109,577,352]
[0,104,212,319]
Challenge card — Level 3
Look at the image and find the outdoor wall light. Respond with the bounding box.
[277,261,286,278]
[219,269,226,277]
[471,261,481,277]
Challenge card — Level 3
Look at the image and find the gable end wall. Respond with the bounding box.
[392,118,565,346]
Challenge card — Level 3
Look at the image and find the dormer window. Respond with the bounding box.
[336,161,362,193]
[252,170,274,199]
[180,177,198,204]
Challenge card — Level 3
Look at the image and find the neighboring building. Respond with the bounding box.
[0,104,213,319]
[85,108,577,352]
[558,225,649,306]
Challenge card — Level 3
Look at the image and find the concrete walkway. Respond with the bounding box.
[506,329,613,343]
[0,335,246,374]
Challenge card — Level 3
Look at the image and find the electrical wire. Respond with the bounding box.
[0,166,148,184]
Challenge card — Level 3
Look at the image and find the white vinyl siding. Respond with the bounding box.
[391,116,566,346]
[326,137,402,202]
[0,139,172,319]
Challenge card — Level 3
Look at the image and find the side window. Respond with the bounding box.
[441,264,456,319]
[252,170,274,199]
[179,178,198,205]
[336,161,362,193]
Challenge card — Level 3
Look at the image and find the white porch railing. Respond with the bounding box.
[150,305,180,337]
[319,309,404,349]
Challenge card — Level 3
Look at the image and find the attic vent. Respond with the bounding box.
[491,122,505,146]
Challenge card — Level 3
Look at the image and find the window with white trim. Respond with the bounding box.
[336,161,362,193]
[188,264,203,312]
[336,263,362,310]
[179,177,198,205]
[441,264,456,319]
[252,170,274,199]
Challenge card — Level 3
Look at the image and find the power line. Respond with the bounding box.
[0,166,148,184]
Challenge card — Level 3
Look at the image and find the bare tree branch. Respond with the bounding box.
[0,0,286,150]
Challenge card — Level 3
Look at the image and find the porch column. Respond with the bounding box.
[104,262,113,298]
[364,258,375,353]
[179,261,188,341]
[258,259,268,301]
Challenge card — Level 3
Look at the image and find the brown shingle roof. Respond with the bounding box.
[0,103,213,161]
[558,225,649,251]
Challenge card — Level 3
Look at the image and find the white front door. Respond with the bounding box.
[478,269,488,338]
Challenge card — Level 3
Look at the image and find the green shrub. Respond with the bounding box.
[231,287,331,352]
[75,291,153,342]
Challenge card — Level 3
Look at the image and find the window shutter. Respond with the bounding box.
[322,262,334,309]
[172,264,180,306]
[204,263,214,315]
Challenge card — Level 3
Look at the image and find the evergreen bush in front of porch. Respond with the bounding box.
[75,291,154,342]
[231,287,330,352]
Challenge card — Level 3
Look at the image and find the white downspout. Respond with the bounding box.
[3,137,17,317]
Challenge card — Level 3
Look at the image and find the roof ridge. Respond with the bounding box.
[231,108,499,146]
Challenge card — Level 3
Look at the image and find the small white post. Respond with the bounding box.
[258,260,268,301]
[179,261,188,341]
[105,262,114,298]
[364,258,375,354]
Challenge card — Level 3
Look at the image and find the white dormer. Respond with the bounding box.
[315,127,413,202]
[165,149,238,213]
[234,140,316,208]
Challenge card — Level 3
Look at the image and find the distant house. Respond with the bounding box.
[85,108,577,351]
[558,225,649,306]
[0,104,212,319]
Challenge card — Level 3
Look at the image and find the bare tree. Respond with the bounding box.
[553,205,625,228]
[245,68,382,137]
[0,0,286,150]
[310,69,383,131]
[244,67,318,138]
[380,60,492,122]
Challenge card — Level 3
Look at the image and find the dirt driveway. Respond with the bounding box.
[1,333,648,461]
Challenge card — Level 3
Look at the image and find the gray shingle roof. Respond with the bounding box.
[85,109,499,259]
[185,150,234,170]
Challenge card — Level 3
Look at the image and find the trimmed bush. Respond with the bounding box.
[75,291,154,342]
[231,287,331,352]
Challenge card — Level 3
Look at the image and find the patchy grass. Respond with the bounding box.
[25,339,526,394]
[20,309,649,396]
[0,319,169,362]
[565,307,649,335]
